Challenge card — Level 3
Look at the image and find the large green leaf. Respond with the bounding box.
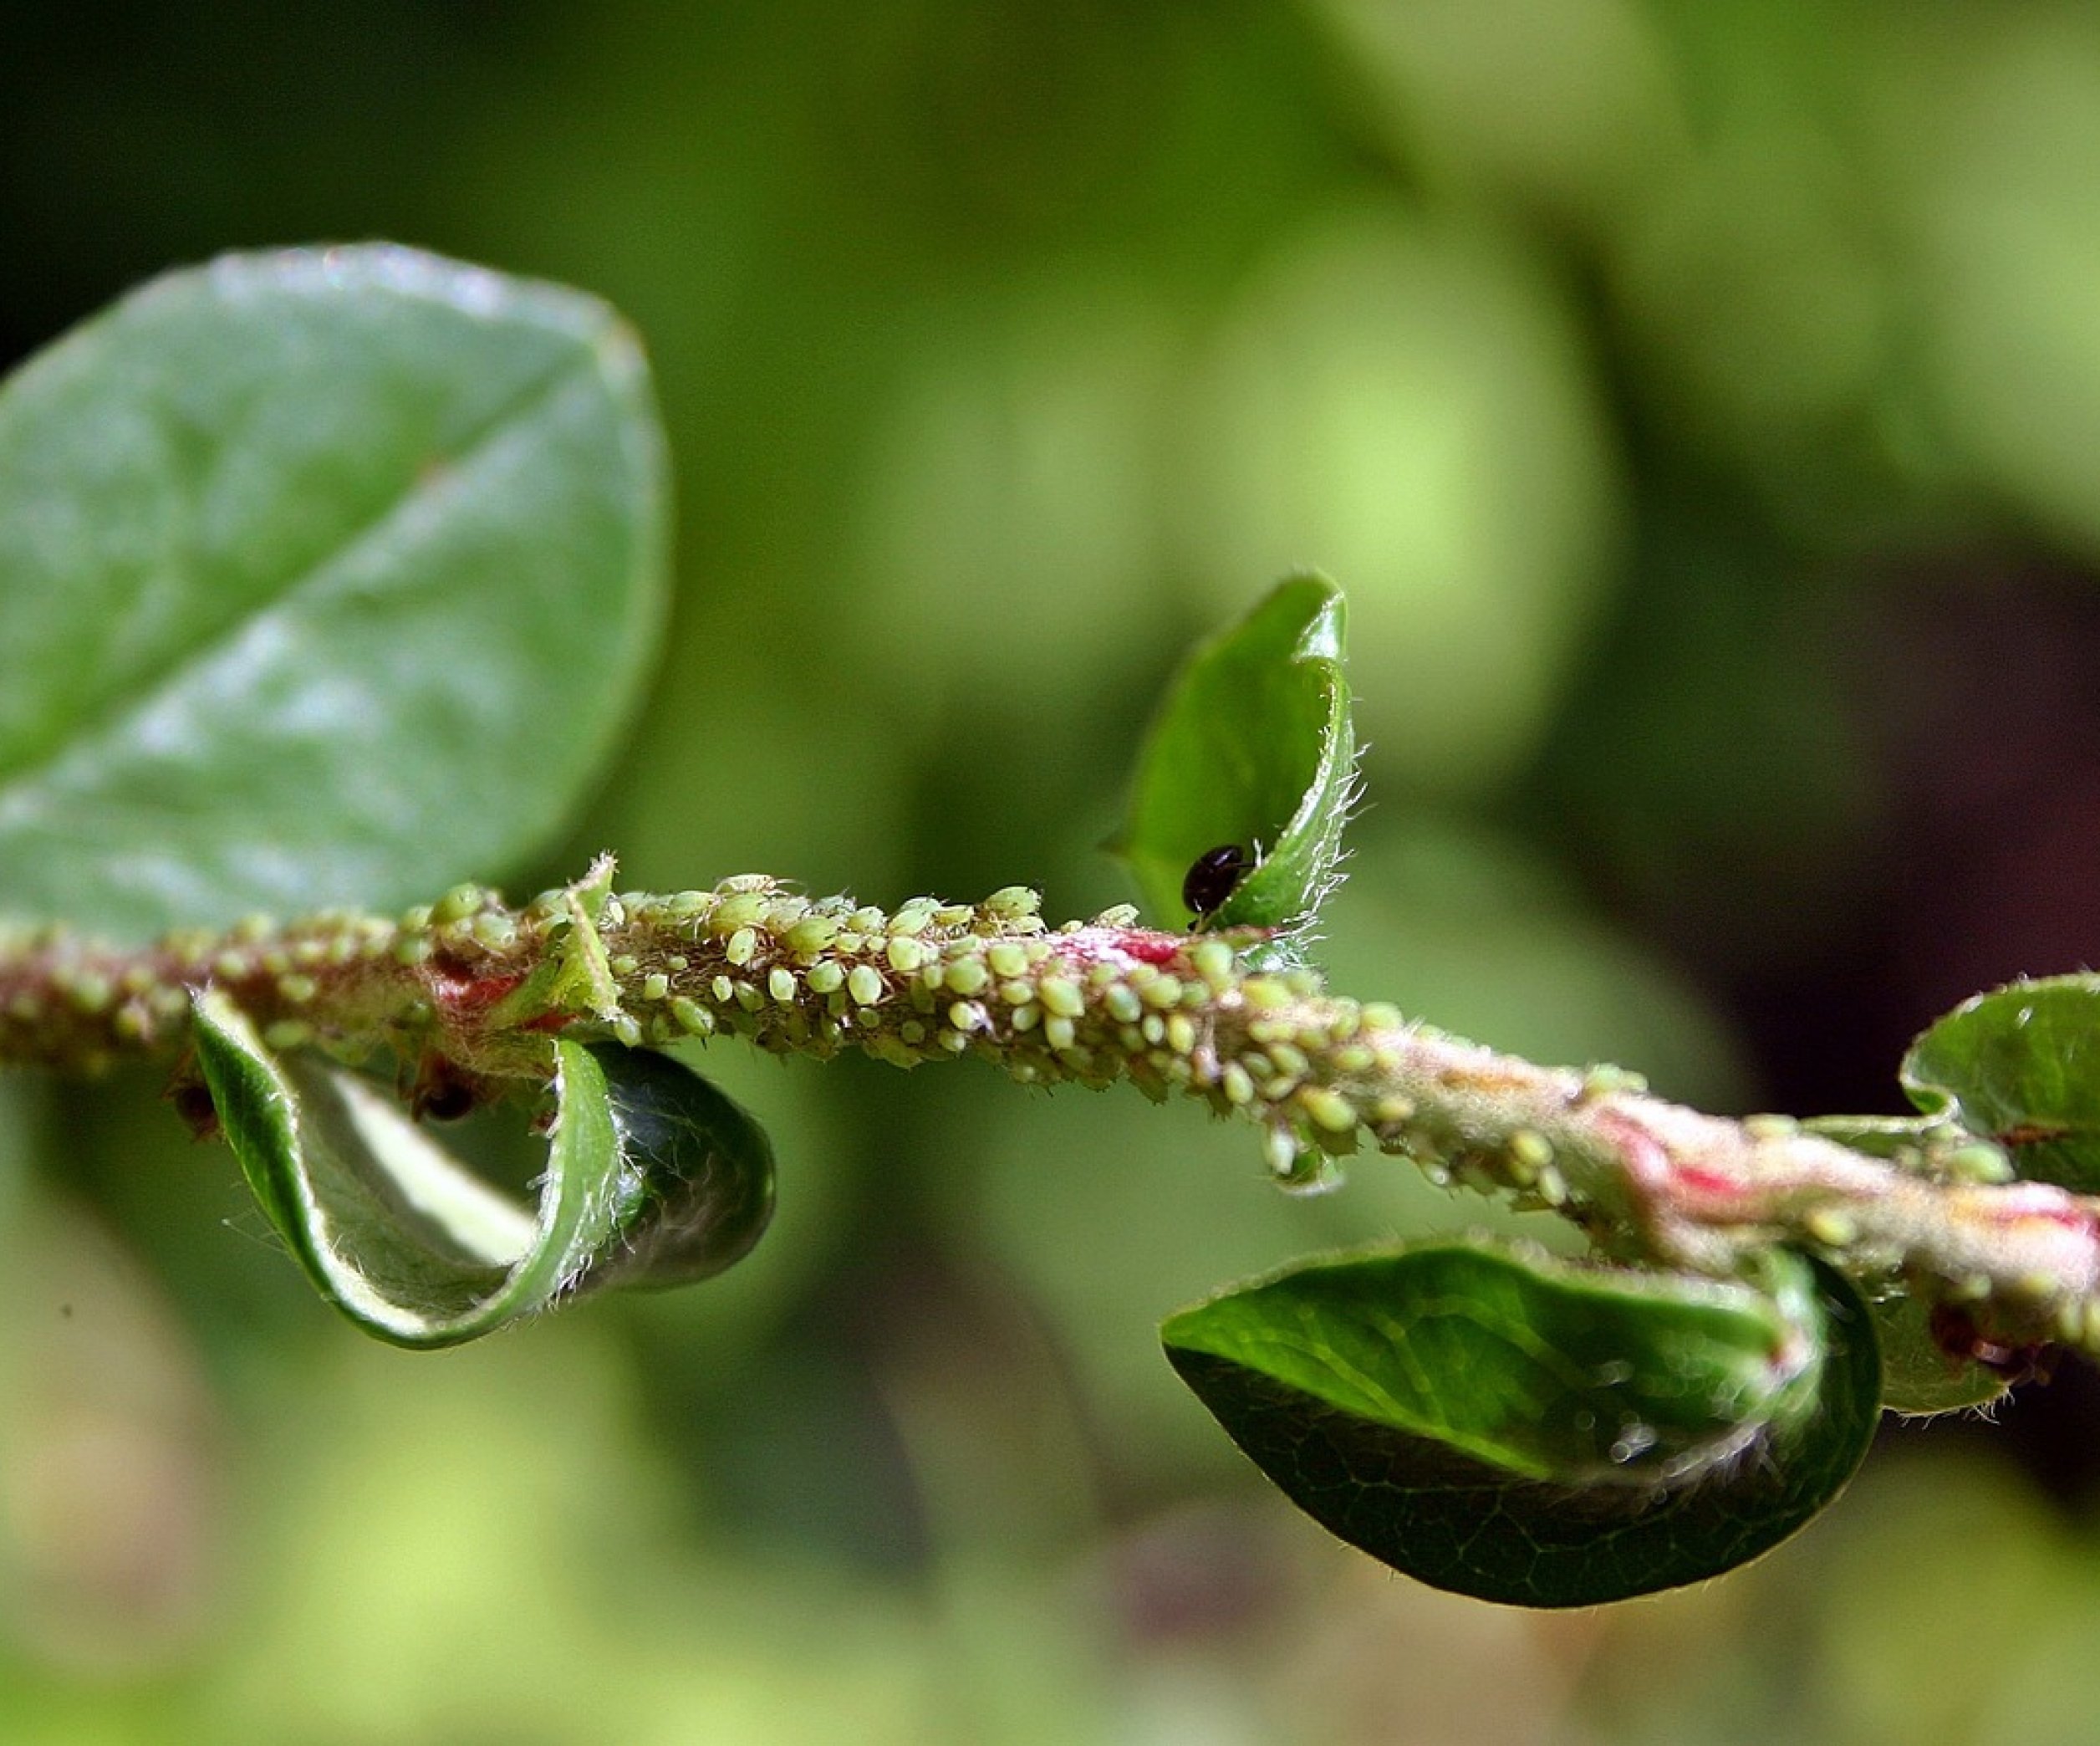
[190,992,773,1346]
[1114,574,1355,958]
[1163,1243,1880,1606]
[1902,976,2100,1192]
[0,246,668,939]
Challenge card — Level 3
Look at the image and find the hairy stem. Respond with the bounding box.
[5,860,2097,1355]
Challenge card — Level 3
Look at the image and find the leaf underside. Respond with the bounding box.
[1163,1243,1882,1606]
[191,992,773,1347]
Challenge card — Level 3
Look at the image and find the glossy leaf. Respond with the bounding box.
[1162,1242,1880,1606]
[1114,574,1355,957]
[0,246,668,940]
[1902,976,2100,1192]
[190,992,773,1346]
[575,1043,777,1293]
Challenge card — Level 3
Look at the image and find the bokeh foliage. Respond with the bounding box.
[7,1,2100,1738]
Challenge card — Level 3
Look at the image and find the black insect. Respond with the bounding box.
[167,1075,221,1143]
[411,1053,484,1123]
[1182,842,1256,920]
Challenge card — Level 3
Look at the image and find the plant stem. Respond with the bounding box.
[5,861,2097,1355]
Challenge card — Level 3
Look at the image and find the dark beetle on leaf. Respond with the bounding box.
[1183,843,1256,920]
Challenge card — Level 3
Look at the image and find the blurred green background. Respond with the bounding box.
[8,2,2100,1739]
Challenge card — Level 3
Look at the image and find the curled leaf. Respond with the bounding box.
[1162,1241,1880,1606]
[1114,574,1356,961]
[583,1043,776,1292]
[190,991,772,1346]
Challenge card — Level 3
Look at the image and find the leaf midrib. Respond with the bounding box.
[0,344,600,808]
